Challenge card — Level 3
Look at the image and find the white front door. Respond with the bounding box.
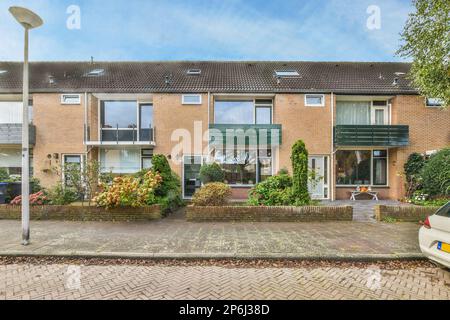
[371,106,388,125]
[308,156,329,199]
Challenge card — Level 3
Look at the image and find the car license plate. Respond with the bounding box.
[437,242,450,253]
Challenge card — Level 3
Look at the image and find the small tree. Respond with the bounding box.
[291,140,311,205]
[199,163,224,184]
[397,0,450,107]
[421,148,450,197]
[404,152,427,198]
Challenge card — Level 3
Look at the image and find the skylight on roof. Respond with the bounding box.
[0,70,7,75]
[85,68,105,76]
[275,70,300,77]
[187,69,201,75]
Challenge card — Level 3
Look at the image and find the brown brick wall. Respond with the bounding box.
[186,205,353,222]
[275,94,332,174]
[375,205,439,222]
[152,93,209,177]
[0,204,161,221]
[391,95,450,199]
[33,94,86,188]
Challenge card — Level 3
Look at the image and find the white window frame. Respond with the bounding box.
[182,94,202,105]
[308,155,330,200]
[60,94,81,105]
[305,94,325,107]
[425,98,444,108]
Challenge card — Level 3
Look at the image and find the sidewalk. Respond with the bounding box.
[0,214,423,260]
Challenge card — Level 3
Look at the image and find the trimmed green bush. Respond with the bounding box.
[291,140,311,205]
[404,152,427,197]
[248,174,293,206]
[199,163,224,184]
[47,184,79,205]
[192,182,232,206]
[148,154,183,212]
[421,148,450,196]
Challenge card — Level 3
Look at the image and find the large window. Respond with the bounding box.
[336,101,370,125]
[0,148,21,176]
[100,148,141,174]
[336,150,388,186]
[214,148,257,185]
[215,100,254,124]
[101,101,137,129]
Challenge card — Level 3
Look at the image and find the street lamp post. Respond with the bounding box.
[9,7,43,245]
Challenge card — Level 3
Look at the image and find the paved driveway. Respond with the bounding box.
[0,217,422,259]
[1,262,448,300]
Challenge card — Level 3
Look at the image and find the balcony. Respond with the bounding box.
[0,124,36,145]
[334,125,409,147]
[85,125,156,147]
[209,124,282,146]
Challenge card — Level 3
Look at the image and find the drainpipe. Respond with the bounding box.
[207,91,211,161]
[84,92,88,146]
[330,92,335,201]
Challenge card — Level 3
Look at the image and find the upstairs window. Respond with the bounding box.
[215,100,254,124]
[61,94,81,105]
[426,98,444,107]
[101,101,137,129]
[305,94,325,107]
[182,94,202,105]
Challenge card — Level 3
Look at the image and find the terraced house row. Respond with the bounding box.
[0,61,449,200]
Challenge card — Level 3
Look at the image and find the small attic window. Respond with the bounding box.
[187,69,201,75]
[275,70,300,77]
[85,69,105,77]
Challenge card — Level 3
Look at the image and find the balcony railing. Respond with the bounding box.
[0,124,36,145]
[85,124,155,146]
[334,125,409,147]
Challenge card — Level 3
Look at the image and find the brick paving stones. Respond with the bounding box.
[1,263,449,300]
[0,218,422,259]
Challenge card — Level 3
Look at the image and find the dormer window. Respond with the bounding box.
[85,69,105,77]
[187,69,201,75]
[275,70,300,77]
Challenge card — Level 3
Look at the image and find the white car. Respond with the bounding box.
[419,202,450,268]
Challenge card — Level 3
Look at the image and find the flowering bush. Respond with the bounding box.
[93,170,162,209]
[10,191,49,206]
[192,183,232,206]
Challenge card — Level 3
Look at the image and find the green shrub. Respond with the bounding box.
[146,154,183,213]
[192,182,232,206]
[47,184,79,205]
[248,174,293,206]
[421,148,450,196]
[404,152,427,197]
[0,168,8,182]
[291,140,311,205]
[199,163,224,184]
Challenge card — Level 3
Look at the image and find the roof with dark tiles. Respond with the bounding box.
[0,61,417,95]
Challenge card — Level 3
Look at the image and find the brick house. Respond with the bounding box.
[0,61,448,201]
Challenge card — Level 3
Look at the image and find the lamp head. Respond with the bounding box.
[9,6,43,29]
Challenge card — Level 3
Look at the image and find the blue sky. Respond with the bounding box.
[0,0,414,62]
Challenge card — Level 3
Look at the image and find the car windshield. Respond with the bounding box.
[435,202,450,218]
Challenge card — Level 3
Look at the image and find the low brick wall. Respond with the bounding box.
[0,205,162,222]
[186,206,353,222]
[375,205,440,222]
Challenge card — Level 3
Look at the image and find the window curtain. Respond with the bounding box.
[336,101,370,125]
[100,148,140,174]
